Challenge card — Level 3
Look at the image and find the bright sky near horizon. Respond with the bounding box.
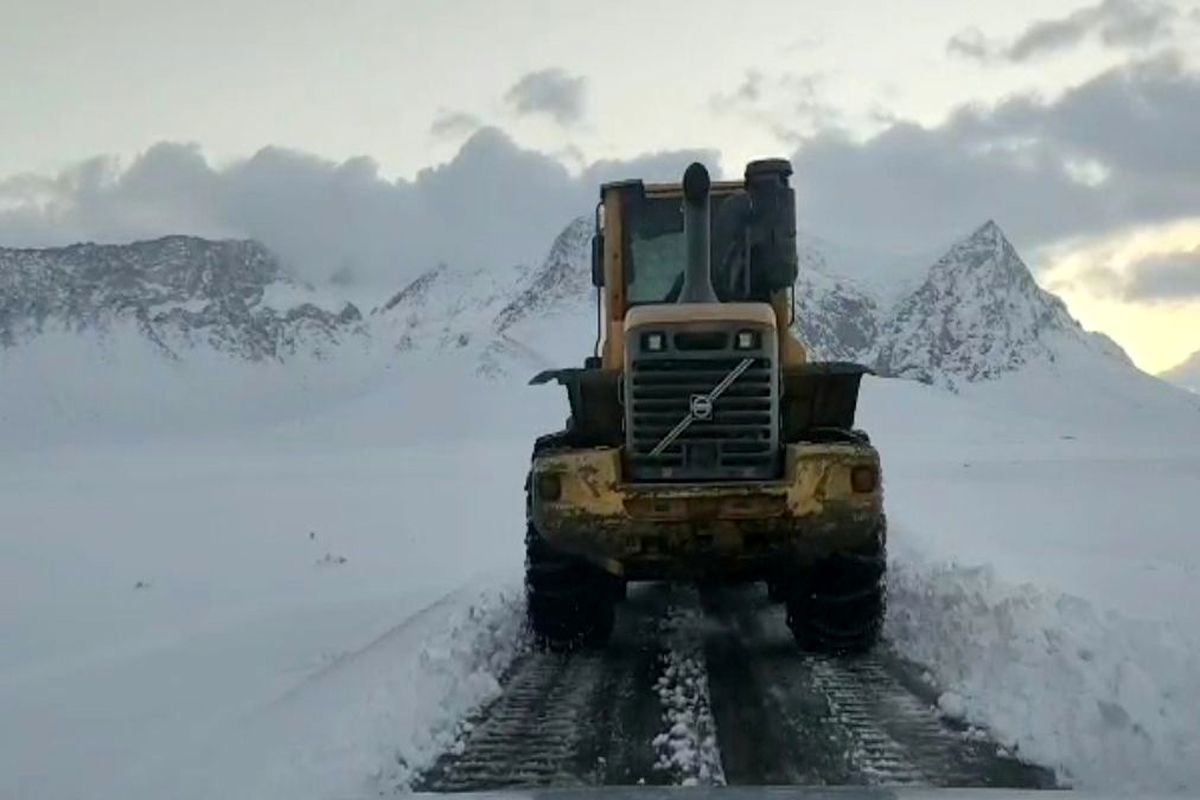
[3,0,1200,372]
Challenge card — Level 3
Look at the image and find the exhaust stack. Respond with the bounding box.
[677,162,718,304]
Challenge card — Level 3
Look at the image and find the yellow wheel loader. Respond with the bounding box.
[526,160,885,652]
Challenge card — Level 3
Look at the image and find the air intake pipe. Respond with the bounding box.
[677,162,719,304]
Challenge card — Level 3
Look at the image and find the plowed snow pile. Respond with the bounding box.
[862,368,1200,790]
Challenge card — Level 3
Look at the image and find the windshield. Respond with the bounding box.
[626,194,749,305]
[628,216,685,304]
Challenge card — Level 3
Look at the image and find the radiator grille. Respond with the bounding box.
[626,341,780,481]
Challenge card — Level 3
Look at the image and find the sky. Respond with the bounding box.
[2,0,1200,372]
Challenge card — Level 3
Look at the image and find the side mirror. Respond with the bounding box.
[591,233,605,287]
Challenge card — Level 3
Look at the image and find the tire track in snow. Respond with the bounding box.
[415,584,670,790]
[413,582,1054,792]
[701,584,1056,788]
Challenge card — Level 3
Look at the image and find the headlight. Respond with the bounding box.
[536,472,562,501]
[850,465,878,493]
[643,332,666,352]
[734,329,761,350]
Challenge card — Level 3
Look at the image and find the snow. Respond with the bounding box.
[0,358,558,800]
[651,596,725,786]
[4,219,1200,796]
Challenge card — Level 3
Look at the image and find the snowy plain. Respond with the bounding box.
[2,319,1200,799]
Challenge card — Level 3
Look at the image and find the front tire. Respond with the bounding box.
[784,525,886,655]
[524,523,616,649]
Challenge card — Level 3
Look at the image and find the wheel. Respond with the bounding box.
[523,435,617,650]
[783,524,886,655]
[524,523,616,649]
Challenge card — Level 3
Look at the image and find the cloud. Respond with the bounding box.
[949,0,1178,62]
[712,71,764,106]
[1124,247,1200,300]
[0,132,715,291]
[429,110,482,140]
[788,55,1200,255]
[946,28,993,60]
[709,70,841,143]
[504,68,587,126]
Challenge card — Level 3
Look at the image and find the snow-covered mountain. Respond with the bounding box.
[0,218,1151,393]
[0,236,364,361]
[1162,350,1200,393]
[376,217,1138,391]
[871,221,1131,386]
[791,244,880,363]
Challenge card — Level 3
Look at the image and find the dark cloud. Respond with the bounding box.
[946,28,994,60]
[949,0,1178,62]
[789,56,1200,256]
[429,110,482,140]
[0,132,715,290]
[504,68,587,126]
[1124,247,1200,300]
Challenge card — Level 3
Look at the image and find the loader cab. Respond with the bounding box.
[590,159,806,372]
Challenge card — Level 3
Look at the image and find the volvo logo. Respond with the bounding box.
[649,358,754,456]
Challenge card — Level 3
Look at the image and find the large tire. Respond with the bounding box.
[784,524,886,655]
[524,523,616,649]
[524,433,617,650]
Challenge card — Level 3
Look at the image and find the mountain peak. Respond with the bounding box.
[974,218,1003,238]
[872,220,1109,386]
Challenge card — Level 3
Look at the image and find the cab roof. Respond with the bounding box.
[599,179,746,200]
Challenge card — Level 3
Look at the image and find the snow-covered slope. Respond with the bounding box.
[1162,349,1200,393]
[0,236,364,361]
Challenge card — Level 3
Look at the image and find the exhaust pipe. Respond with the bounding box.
[677,162,718,304]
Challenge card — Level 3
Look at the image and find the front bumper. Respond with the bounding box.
[530,443,883,579]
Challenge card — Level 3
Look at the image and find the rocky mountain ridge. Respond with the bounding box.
[1,220,1135,389]
[0,236,363,360]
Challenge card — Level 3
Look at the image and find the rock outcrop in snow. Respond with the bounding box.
[0,236,364,360]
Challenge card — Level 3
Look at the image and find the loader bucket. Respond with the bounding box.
[781,361,872,440]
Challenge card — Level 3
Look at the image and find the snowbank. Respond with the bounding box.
[186,582,528,800]
[889,549,1200,790]
[863,367,1200,791]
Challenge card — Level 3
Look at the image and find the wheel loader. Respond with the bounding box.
[526,160,885,653]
